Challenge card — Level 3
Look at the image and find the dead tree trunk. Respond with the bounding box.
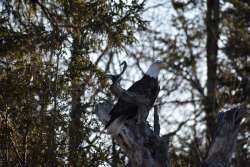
[95,74,248,167]
[96,82,171,167]
[202,106,247,167]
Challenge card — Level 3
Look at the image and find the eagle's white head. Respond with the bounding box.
[146,60,166,79]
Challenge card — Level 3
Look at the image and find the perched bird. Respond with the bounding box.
[105,60,166,134]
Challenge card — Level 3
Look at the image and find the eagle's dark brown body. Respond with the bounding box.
[105,74,160,128]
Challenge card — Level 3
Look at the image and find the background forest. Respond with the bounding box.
[0,0,250,166]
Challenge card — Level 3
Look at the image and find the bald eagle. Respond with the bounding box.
[105,61,165,133]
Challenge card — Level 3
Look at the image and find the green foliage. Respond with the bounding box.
[0,0,145,166]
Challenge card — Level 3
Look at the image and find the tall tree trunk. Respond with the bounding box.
[47,54,60,166]
[205,0,220,143]
[69,77,81,166]
[68,36,82,166]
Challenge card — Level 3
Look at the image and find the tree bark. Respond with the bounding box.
[68,36,82,166]
[202,106,247,167]
[205,0,220,142]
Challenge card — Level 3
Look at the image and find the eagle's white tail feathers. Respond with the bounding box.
[107,116,126,135]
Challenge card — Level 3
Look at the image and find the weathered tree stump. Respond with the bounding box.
[95,74,248,167]
[96,82,171,167]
